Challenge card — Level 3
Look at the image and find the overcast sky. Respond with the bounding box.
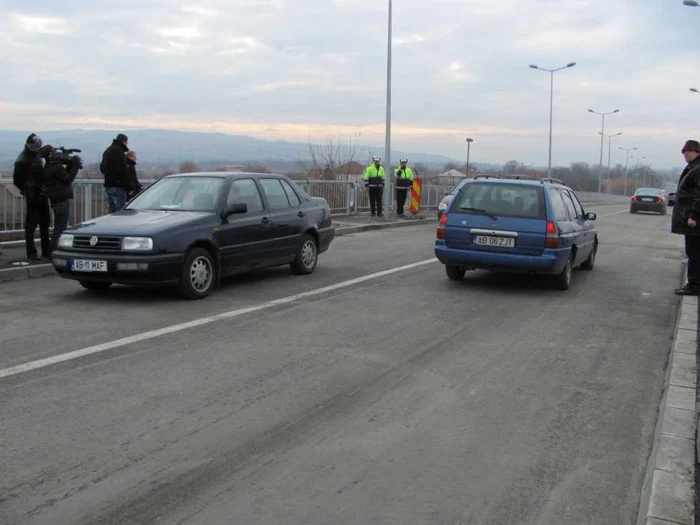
[1,0,699,169]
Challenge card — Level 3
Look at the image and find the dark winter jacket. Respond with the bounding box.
[100,140,130,189]
[13,147,44,199]
[672,156,700,236]
[44,159,80,202]
[126,158,142,193]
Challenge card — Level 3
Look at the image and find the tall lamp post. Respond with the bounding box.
[529,62,576,178]
[619,146,638,196]
[598,131,622,193]
[631,155,646,193]
[588,108,620,193]
[382,0,393,220]
[466,138,474,178]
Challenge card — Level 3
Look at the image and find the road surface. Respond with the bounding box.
[0,205,683,525]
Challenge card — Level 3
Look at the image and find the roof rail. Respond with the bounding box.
[475,175,498,180]
[540,177,565,185]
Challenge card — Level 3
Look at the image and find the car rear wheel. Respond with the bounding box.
[79,280,112,291]
[291,234,318,275]
[179,247,216,299]
[581,241,597,271]
[630,207,637,214]
[553,257,572,290]
[445,265,466,281]
[661,208,667,216]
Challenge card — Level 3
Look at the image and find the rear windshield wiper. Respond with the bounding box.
[459,207,498,221]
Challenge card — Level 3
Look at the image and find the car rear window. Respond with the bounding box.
[452,183,545,219]
[635,188,662,196]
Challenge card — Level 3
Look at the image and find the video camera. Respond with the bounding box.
[48,146,83,169]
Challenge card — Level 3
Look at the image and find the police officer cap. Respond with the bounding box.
[400,158,408,163]
[372,156,381,162]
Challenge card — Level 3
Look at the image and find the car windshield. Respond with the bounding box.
[126,177,224,212]
[452,182,545,219]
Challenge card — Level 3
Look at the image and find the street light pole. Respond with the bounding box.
[588,108,620,193]
[619,146,637,196]
[599,131,622,193]
[466,138,474,178]
[529,62,576,178]
[382,0,392,220]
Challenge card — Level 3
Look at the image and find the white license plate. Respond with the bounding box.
[642,197,655,201]
[71,259,108,272]
[474,235,515,248]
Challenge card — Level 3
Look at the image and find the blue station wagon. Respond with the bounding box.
[435,177,598,290]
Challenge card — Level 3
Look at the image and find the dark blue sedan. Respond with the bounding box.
[52,173,334,299]
[435,177,597,290]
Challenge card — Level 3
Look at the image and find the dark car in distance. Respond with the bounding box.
[630,188,667,215]
[52,173,335,299]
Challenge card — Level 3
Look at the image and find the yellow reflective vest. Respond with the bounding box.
[363,165,386,186]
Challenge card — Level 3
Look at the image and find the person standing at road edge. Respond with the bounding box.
[394,158,415,217]
[45,152,82,256]
[13,134,52,261]
[101,133,131,213]
[672,139,700,295]
[363,156,386,217]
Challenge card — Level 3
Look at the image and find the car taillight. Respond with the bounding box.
[632,196,639,202]
[545,220,559,249]
[657,197,663,203]
[437,213,448,239]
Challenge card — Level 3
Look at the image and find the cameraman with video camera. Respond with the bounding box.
[44,147,83,256]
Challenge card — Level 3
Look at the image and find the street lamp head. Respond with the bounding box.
[566,62,576,68]
[588,109,595,113]
[466,138,474,143]
[613,109,620,113]
[616,132,623,136]
[684,0,699,7]
[529,64,539,69]
[691,88,699,93]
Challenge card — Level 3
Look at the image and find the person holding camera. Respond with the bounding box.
[44,151,83,256]
[13,133,53,261]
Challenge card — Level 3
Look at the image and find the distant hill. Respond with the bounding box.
[0,129,462,169]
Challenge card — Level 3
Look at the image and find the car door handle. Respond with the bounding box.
[297,211,305,218]
[261,217,271,224]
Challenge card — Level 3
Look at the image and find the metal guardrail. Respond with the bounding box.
[0,178,629,234]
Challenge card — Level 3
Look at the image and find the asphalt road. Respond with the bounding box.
[0,205,683,525]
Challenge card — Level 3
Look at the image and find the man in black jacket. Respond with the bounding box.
[672,139,700,295]
[45,153,82,255]
[13,133,52,261]
[101,133,130,213]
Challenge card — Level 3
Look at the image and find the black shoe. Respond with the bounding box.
[674,285,700,296]
[28,254,41,262]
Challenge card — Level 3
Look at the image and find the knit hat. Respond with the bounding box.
[682,140,700,153]
[25,133,43,152]
[116,133,129,144]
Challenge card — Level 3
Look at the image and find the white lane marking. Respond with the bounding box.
[0,258,439,380]
[598,209,629,218]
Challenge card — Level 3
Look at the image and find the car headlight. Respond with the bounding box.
[122,237,153,251]
[58,234,74,248]
[438,200,448,211]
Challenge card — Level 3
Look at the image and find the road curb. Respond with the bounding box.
[335,217,435,237]
[637,284,697,525]
[0,263,55,283]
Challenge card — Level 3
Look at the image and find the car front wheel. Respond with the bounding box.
[179,247,216,299]
[291,234,318,275]
[581,241,597,271]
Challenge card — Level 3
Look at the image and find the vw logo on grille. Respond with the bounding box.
[89,236,99,247]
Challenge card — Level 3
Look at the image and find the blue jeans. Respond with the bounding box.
[105,187,127,214]
[50,199,71,254]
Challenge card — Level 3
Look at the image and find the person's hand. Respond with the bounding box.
[689,218,697,228]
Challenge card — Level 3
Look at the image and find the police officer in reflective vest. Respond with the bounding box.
[394,158,415,217]
[363,156,386,217]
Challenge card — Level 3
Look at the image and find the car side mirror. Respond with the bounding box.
[585,212,597,221]
[223,202,247,219]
